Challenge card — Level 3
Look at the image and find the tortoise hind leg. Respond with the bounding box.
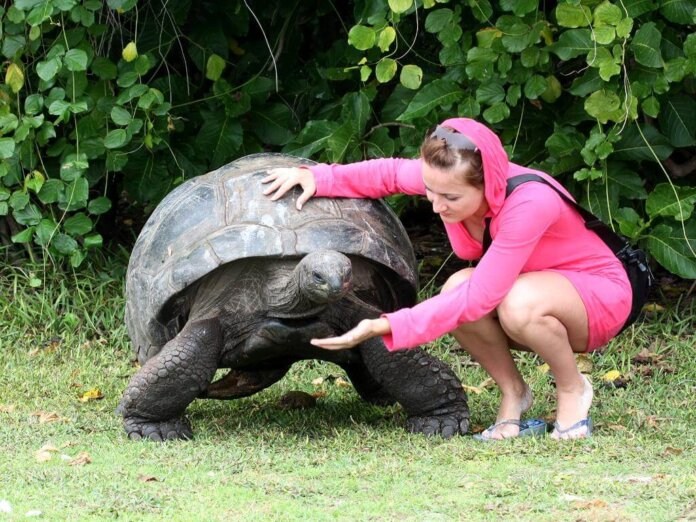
[357,338,470,438]
[117,318,222,441]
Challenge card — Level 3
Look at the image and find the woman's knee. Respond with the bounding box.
[497,281,546,336]
[441,267,475,294]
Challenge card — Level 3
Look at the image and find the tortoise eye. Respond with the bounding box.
[312,271,325,284]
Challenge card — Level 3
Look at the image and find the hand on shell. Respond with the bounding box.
[310,318,391,350]
[262,167,317,210]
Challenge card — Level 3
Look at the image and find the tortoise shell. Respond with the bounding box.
[125,153,418,362]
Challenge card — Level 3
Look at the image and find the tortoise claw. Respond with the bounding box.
[123,416,193,442]
[406,414,469,439]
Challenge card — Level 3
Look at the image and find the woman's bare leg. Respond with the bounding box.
[443,269,531,439]
[497,272,592,440]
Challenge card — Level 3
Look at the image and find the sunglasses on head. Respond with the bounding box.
[429,126,478,152]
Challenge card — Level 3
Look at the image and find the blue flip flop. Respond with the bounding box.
[552,417,593,439]
[473,418,549,441]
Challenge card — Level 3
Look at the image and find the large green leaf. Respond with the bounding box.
[645,183,696,221]
[64,49,88,71]
[400,64,423,90]
[63,213,93,235]
[388,0,413,13]
[205,54,226,81]
[0,138,16,159]
[659,0,696,24]
[195,111,243,168]
[630,22,663,68]
[499,0,537,16]
[375,58,397,83]
[659,94,696,147]
[646,223,696,278]
[612,124,673,161]
[476,82,505,105]
[555,4,592,27]
[425,9,453,33]
[327,120,356,163]
[549,29,593,60]
[250,104,294,146]
[282,120,339,158]
[348,26,376,51]
[35,219,58,246]
[103,129,129,149]
[622,0,657,17]
[607,165,647,200]
[397,80,463,121]
[13,203,42,226]
[341,92,371,137]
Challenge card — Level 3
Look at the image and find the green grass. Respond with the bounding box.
[1,261,695,521]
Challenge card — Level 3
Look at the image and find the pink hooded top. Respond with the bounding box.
[309,118,632,351]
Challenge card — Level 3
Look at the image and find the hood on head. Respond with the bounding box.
[439,118,510,216]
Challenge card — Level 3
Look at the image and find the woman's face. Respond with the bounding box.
[422,162,487,223]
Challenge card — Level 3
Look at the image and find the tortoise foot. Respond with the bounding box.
[406,413,469,439]
[123,416,193,442]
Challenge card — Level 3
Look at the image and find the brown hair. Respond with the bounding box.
[420,127,484,188]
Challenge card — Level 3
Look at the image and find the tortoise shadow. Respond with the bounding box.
[185,391,405,440]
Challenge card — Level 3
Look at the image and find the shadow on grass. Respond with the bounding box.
[184,390,406,441]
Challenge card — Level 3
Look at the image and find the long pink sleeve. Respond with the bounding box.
[382,184,563,350]
[309,158,426,198]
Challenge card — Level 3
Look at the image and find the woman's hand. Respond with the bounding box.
[310,318,391,350]
[262,167,317,210]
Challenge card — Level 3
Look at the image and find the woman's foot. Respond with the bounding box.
[551,373,593,440]
[478,383,533,440]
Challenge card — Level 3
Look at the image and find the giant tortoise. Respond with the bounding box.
[117,153,470,440]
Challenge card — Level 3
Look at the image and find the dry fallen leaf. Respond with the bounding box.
[462,385,483,395]
[311,377,324,386]
[0,404,16,414]
[644,415,669,428]
[632,348,663,364]
[575,353,593,373]
[606,423,627,431]
[35,444,59,462]
[478,377,495,389]
[334,377,351,388]
[310,391,328,398]
[662,446,684,456]
[78,389,104,402]
[537,363,550,374]
[602,370,621,382]
[642,303,665,313]
[573,499,608,509]
[138,475,159,483]
[30,411,65,424]
[68,452,92,466]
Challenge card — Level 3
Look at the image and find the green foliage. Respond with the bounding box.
[0,0,694,278]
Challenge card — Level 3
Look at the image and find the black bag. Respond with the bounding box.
[482,174,654,333]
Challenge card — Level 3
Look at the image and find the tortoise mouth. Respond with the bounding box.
[265,316,321,326]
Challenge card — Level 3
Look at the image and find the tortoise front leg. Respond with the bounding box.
[357,338,470,438]
[117,319,222,441]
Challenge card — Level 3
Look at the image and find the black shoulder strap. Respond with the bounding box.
[482,174,628,255]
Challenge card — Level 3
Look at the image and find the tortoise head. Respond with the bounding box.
[297,250,352,305]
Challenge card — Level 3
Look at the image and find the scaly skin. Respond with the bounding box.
[117,319,222,441]
[356,338,470,438]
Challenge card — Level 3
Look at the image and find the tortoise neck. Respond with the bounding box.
[266,266,321,318]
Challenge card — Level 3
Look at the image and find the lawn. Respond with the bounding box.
[1,261,695,521]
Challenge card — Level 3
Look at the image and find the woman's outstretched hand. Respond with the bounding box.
[310,318,392,350]
[262,167,316,210]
